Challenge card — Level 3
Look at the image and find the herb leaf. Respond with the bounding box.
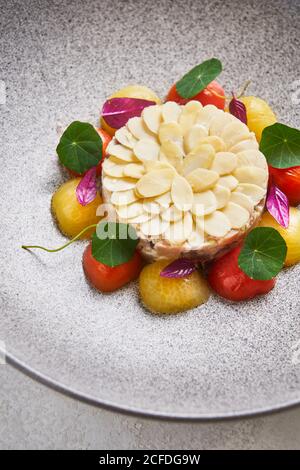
[57,121,103,174]
[76,167,98,206]
[92,221,138,267]
[229,97,247,124]
[176,58,222,99]
[160,258,197,278]
[260,123,300,169]
[102,97,156,129]
[266,184,290,228]
[238,227,287,280]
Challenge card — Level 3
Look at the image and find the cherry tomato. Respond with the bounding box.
[67,128,111,178]
[207,245,276,301]
[166,80,226,110]
[268,165,300,206]
[83,244,143,293]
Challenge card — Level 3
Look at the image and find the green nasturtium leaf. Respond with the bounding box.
[92,221,138,267]
[260,123,300,169]
[176,58,222,99]
[56,121,103,174]
[238,227,287,281]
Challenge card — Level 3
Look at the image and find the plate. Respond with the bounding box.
[1,0,300,420]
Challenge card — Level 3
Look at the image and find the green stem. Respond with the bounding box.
[237,79,251,98]
[22,224,97,253]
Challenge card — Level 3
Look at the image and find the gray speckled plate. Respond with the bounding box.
[1,0,300,420]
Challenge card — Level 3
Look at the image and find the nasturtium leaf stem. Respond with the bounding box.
[21,224,97,253]
[237,80,251,99]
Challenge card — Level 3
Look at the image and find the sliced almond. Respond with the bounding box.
[143,201,161,215]
[115,127,138,149]
[199,135,226,153]
[234,183,266,205]
[133,139,160,162]
[160,140,184,172]
[111,189,138,206]
[230,192,254,212]
[165,212,193,244]
[233,166,268,187]
[192,191,217,216]
[212,184,231,209]
[195,104,219,128]
[161,101,182,123]
[222,202,250,229]
[229,136,259,154]
[107,141,136,162]
[143,160,173,172]
[116,201,144,220]
[236,150,267,170]
[182,144,215,175]
[136,168,175,198]
[129,212,153,224]
[186,168,219,192]
[220,121,251,148]
[211,152,238,175]
[179,101,203,134]
[209,111,234,136]
[187,222,205,248]
[127,116,157,141]
[171,175,193,211]
[142,105,162,133]
[103,176,137,192]
[158,122,183,146]
[155,191,172,207]
[102,158,126,178]
[204,211,231,237]
[123,163,145,179]
[218,175,239,191]
[184,124,208,153]
[161,204,183,222]
[140,216,169,237]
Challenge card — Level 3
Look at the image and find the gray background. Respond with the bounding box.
[1,0,300,448]
[1,364,300,449]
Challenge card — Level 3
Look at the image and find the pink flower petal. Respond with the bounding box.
[266,184,290,228]
[76,167,98,206]
[102,97,156,129]
[160,258,197,278]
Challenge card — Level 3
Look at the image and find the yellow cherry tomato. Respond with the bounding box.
[101,85,161,136]
[240,96,277,142]
[258,207,300,266]
[139,260,210,314]
[51,178,103,239]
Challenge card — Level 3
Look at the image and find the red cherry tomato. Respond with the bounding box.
[269,165,300,206]
[207,245,276,301]
[83,243,143,293]
[67,128,112,178]
[166,80,226,110]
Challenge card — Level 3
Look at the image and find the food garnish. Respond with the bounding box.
[57,121,103,174]
[76,167,98,206]
[266,184,290,228]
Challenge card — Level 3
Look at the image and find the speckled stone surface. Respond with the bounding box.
[1,0,300,422]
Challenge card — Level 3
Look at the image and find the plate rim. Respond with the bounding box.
[2,346,300,422]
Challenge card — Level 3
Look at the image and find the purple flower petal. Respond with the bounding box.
[102,97,156,129]
[229,96,247,124]
[266,184,290,228]
[160,258,197,279]
[76,167,98,206]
